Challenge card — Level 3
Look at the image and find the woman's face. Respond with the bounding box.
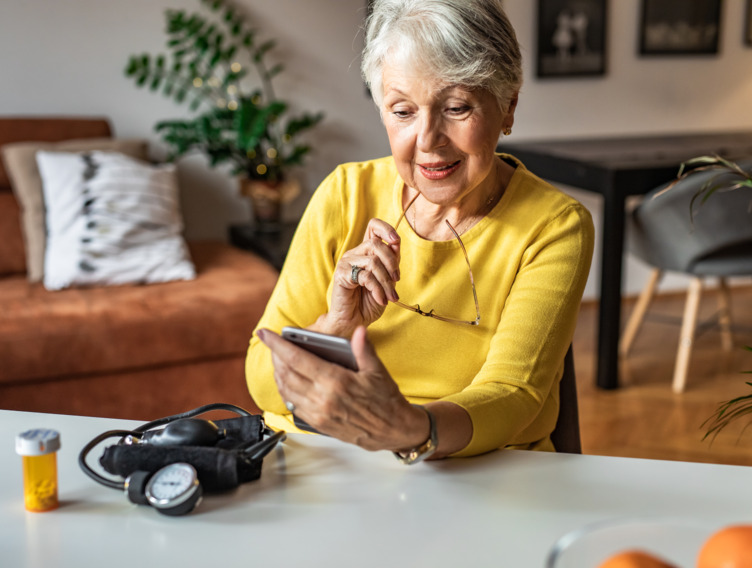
[380,61,516,208]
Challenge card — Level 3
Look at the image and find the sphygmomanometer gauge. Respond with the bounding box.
[144,462,202,516]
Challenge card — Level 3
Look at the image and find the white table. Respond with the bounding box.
[2,410,751,567]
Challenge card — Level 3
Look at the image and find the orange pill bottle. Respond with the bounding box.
[15,429,61,512]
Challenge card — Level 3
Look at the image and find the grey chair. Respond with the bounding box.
[621,159,752,392]
[551,345,582,454]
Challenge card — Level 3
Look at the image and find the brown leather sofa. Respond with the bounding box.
[0,117,278,419]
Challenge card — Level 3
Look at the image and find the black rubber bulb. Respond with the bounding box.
[141,418,222,446]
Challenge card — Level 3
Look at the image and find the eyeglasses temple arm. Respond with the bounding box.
[445,220,481,323]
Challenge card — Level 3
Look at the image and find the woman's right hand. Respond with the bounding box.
[314,218,401,337]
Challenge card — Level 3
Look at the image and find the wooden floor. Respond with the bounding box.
[574,283,752,466]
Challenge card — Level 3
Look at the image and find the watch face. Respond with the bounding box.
[145,463,200,510]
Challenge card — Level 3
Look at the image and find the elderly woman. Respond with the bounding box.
[246,0,594,462]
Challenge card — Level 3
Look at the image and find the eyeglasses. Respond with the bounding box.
[392,195,481,326]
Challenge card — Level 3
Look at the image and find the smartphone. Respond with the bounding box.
[280,327,358,434]
[281,327,358,371]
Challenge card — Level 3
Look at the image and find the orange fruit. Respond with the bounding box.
[697,524,752,568]
[597,549,677,568]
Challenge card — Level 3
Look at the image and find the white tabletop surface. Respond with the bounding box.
[2,409,751,568]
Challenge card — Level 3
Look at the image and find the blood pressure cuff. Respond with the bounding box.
[99,415,266,493]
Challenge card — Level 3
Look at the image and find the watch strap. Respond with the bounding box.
[393,405,438,465]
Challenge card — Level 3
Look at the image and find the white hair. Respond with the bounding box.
[361,0,523,112]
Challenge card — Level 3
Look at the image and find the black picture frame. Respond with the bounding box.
[639,0,722,55]
[536,0,608,79]
[746,0,752,46]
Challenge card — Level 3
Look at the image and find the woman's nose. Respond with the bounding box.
[416,114,446,151]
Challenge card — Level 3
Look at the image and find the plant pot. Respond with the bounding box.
[239,178,300,228]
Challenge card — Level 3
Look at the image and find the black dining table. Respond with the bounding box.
[502,131,752,390]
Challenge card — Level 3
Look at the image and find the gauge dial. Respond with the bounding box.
[144,462,202,516]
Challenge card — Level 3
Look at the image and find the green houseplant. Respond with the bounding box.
[664,155,752,442]
[124,0,323,223]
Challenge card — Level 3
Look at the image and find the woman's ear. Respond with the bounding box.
[503,91,519,132]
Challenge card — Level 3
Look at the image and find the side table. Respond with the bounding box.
[228,222,298,272]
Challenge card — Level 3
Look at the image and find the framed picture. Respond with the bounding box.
[746,0,752,46]
[639,0,722,55]
[536,0,607,78]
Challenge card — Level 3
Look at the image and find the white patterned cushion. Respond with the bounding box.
[36,150,196,290]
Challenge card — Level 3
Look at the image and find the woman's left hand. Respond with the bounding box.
[313,218,401,338]
[257,326,430,452]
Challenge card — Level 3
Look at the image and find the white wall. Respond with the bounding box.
[1,0,751,299]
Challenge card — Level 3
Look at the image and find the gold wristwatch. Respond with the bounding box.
[393,405,438,465]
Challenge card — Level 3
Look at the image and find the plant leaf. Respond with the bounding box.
[149,76,162,91]
[285,112,325,138]
[124,56,140,77]
[266,63,284,80]
[253,40,276,62]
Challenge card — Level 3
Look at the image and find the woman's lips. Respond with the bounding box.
[418,160,461,180]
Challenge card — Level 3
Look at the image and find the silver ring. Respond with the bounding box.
[285,401,296,413]
[351,265,364,284]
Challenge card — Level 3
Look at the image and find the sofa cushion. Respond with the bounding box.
[1,138,148,282]
[36,150,195,290]
[0,241,279,385]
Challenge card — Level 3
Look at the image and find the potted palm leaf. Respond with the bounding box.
[659,154,752,221]
[124,0,323,225]
[702,349,752,443]
[663,155,752,442]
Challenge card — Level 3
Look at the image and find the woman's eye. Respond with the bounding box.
[447,105,471,116]
[391,110,412,119]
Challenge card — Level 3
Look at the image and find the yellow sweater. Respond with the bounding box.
[246,155,594,457]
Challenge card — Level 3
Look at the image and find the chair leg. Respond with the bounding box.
[717,277,733,352]
[620,268,663,357]
[673,277,703,393]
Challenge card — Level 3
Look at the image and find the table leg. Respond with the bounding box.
[596,189,626,390]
